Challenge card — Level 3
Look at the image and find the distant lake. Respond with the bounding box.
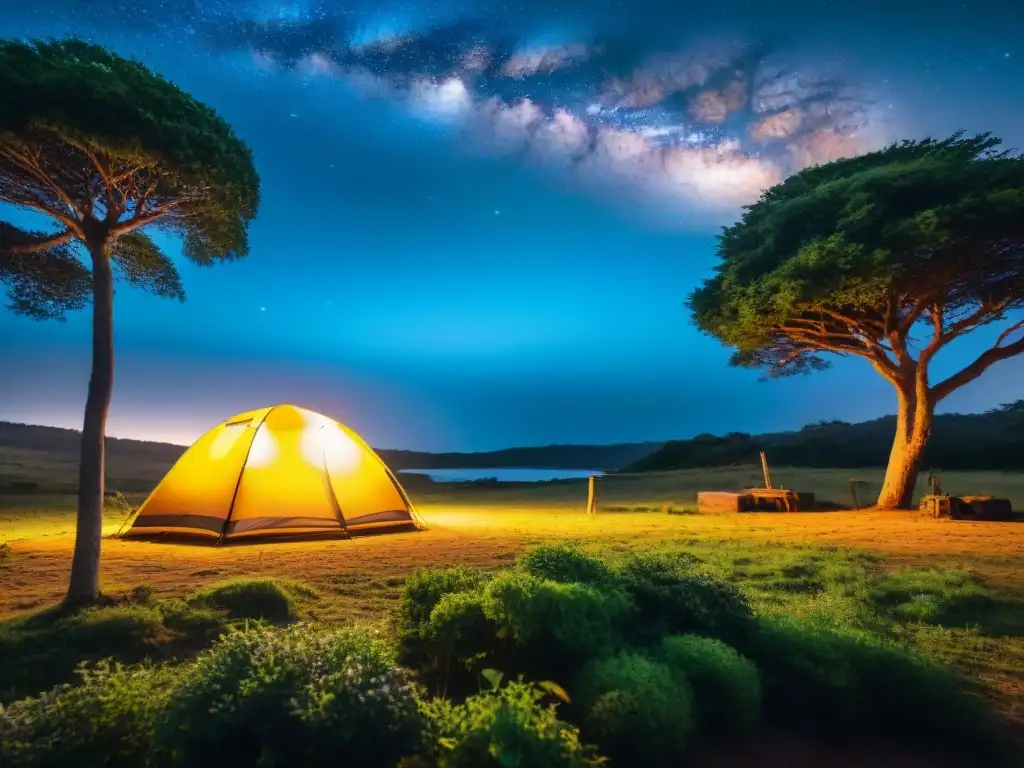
[399,468,602,483]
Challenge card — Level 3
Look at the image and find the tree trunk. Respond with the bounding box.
[875,380,934,510]
[64,242,114,608]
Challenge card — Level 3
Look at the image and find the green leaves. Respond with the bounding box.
[110,232,184,301]
[688,132,1024,378]
[481,669,505,691]
[0,223,90,319]
[0,36,259,306]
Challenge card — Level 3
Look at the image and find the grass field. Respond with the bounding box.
[2,465,1024,764]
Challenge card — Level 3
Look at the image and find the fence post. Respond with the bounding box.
[587,474,598,515]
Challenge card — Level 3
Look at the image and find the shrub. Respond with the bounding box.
[156,624,424,767]
[480,571,632,681]
[615,553,753,645]
[420,679,602,768]
[575,650,694,765]
[0,661,181,767]
[517,545,615,586]
[658,634,761,738]
[742,616,1008,758]
[157,599,225,640]
[187,577,317,622]
[0,602,200,702]
[396,567,491,667]
[738,617,860,733]
[0,542,11,565]
[844,635,1006,758]
[428,590,499,667]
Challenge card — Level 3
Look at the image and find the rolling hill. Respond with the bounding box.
[0,420,663,494]
[625,401,1024,473]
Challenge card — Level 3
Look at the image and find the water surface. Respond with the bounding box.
[399,468,602,483]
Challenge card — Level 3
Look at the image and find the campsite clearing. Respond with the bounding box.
[3,467,1024,741]
[3,488,1024,733]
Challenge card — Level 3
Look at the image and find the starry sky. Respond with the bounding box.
[1,0,1023,451]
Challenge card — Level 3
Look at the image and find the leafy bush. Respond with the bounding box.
[0,601,225,703]
[420,678,602,768]
[575,650,694,765]
[396,567,491,667]
[428,590,499,667]
[658,634,761,737]
[742,617,1008,757]
[843,634,1006,757]
[615,553,753,645]
[738,617,860,732]
[156,624,424,767]
[187,577,317,622]
[517,545,615,586]
[0,661,181,767]
[481,571,632,680]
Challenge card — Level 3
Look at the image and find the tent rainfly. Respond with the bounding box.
[122,404,423,542]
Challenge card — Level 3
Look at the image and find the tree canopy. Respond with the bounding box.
[0,36,261,605]
[0,37,260,316]
[689,132,1024,396]
[688,132,1024,508]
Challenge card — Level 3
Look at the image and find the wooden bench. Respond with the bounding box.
[745,488,800,512]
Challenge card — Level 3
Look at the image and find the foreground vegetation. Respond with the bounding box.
[1,544,1019,767]
[2,477,1023,765]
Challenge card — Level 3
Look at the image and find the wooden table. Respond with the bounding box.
[745,488,799,512]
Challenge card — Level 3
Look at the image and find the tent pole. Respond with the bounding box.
[322,428,351,539]
[219,418,266,544]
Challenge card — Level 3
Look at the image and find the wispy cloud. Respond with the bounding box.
[215,13,889,220]
[499,43,593,77]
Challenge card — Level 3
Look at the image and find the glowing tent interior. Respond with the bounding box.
[122,404,423,542]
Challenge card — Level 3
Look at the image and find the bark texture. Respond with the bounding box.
[875,374,934,510]
[65,241,113,607]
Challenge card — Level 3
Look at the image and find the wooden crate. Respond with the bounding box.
[697,492,752,513]
[921,495,1017,521]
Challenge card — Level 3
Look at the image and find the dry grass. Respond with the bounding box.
[3,504,1024,615]
[3,463,1024,614]
[2,466,1023,738]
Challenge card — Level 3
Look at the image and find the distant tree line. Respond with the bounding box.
[625,401,1024,473]
[380,442,665,472]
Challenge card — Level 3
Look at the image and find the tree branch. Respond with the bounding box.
[1,228,76,254]
[995,319,1024,347]
[778,318,901,378]
[941,300,1010,341]
[931,328,1024,402]
[917,304,945,368]
[1,188,84,236]
[897,293,934,336]
[111,199,188,236]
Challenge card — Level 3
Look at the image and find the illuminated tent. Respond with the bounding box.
[123,404,422,541]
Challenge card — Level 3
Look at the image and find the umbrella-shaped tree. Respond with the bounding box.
[0,38,260,605]
[689,133,1024,509]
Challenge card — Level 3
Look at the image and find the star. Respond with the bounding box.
[260,306,266,312]
[494,209,500,215]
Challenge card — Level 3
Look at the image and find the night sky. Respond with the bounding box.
[1,0,1022,451]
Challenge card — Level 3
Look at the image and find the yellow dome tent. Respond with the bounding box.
[123,404,423,542]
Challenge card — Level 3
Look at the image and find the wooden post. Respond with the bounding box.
[760,451,773,490]
[586,474,597,515]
